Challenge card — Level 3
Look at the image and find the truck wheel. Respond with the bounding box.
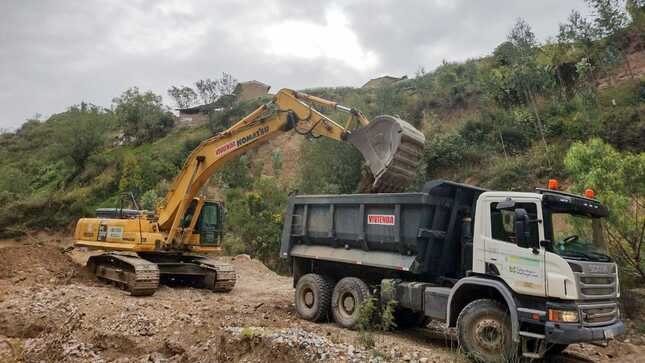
[295,273,333,322]
[395,308,428,329]
[457,299,516,363]
[331,277,371,329]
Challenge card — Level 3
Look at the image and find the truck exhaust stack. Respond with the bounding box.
[348,115,425,192]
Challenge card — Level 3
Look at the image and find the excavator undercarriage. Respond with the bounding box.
[87,252,236,296]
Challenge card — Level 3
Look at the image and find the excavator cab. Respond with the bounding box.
[181,200,225,246]
[196,202,224,246]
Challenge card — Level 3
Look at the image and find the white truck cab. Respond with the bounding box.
[470,186,623,353]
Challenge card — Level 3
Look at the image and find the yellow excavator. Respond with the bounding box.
[74,88,425,296]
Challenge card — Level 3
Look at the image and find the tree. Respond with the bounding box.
[587,0,628,37]
[52,103,109,173]
[223,176,287,269]
[507,19,551,155]
[565,139,645,282]
[627,0,645,31]
[217,72,238,96]
[113,87,174,145]
[119,153,144,196]
[195,78,219,104]
[586,0,635,79]
[167,86,198,108]
[558,10,600,58]
[194,73,238,104]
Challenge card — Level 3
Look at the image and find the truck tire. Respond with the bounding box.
[456,299,517,363]
[395,308,428,329]
[295,273,333,322]
[331,277,371,329]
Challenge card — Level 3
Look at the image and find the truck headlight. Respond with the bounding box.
[548,309,579,323]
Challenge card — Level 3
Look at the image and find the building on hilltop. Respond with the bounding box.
[176,81,271,127]
[177,103,216,126]
[234,80,271,102]
[361,75,408,89]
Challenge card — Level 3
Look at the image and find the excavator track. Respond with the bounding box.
[137,252,237,293]
[87,253,160,296]
[193,256,237,292]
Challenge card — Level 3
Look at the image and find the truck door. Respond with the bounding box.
[484,198,546,297]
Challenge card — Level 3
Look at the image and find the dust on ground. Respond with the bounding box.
[0,236,644,362]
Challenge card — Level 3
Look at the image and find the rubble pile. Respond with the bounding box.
[225,326,382,362]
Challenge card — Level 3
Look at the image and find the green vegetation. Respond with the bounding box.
[0,2,642,284]
[355,282,398,348]
[565,139,644,282]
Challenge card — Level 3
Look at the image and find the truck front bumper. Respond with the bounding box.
[545,320,625,345]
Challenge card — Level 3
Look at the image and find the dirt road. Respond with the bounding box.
[0,235,643,362]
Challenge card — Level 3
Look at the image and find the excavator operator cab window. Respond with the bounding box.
[181,200,197,229]
[197,202,224,245]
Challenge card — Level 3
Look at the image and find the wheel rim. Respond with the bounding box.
[338,292,356,318]
[302,288,315,308]
[473,318,504,353]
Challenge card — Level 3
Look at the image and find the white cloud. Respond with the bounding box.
[262,6,379,72]
[108,1,209,57]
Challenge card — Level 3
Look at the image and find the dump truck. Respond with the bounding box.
[280,180,624,361]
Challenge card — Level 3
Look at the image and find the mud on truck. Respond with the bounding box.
[280,180,624,361]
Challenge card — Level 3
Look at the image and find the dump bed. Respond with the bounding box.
[280,180,486,278]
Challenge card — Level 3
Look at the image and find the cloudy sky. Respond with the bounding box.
[0,0,590,130]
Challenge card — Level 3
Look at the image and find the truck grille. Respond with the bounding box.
[571,262,618,300]
[580,303,619,326]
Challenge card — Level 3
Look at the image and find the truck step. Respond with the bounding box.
[522,352,543,359]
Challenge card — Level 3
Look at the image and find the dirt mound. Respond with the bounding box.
[0,245,83,284]
[231,254,279,276]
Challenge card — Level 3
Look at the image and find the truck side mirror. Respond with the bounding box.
[514,208,531,248]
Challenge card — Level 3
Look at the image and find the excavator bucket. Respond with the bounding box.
[348,115,425,193]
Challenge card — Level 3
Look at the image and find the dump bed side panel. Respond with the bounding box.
[280,180,486,278]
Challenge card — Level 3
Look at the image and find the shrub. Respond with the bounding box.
[422,132,469,175]
[223,176,288,271]
[564,139,645,283]
[113,87,174,145]
[297,138,363,194]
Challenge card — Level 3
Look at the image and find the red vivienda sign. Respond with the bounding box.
[367,214,395,225]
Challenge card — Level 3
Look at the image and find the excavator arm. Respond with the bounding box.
[157,88,425,247]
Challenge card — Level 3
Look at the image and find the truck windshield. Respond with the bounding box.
[546,212,611,262]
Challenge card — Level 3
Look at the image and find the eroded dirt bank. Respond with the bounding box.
[0,235,643,362]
